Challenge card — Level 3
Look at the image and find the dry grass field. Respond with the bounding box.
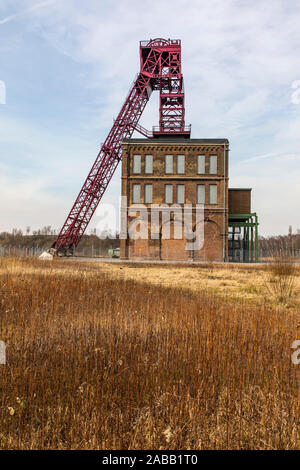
[77,260,300,310]
[0,257,299,449]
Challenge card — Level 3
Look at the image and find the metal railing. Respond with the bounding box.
[152,124,191,133]
[140,39,181,47]
[133,122,153,138]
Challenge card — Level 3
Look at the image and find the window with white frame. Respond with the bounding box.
[144,184,152,204]
[197,184,205,204]
[177,154,185,174]
[145,154,153,174]
[209,155,217,174]
[209,184,217,204]
[132,184,141,203]
[133,154,141,174]
[197,154,205,174]
[176,184,185,204]
[165,184,173,204]
[165,154,173,174]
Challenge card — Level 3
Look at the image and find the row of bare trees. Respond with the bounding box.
[10,226,56,236]
[259,230,300,258]
[0,227,119,256]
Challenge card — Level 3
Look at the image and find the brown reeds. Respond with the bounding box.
[0,257,298,449]
[265,257,298,303]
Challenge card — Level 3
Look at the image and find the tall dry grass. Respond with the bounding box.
[265,257,297,303]
[0,257,299,449]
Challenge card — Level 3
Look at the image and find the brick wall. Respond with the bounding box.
[120,138,229,262]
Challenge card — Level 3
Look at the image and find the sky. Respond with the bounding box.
[0,0,300,237]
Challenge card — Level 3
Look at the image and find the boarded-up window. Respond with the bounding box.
[197,184,205,204]
[165,185,173,204]
[177,154,185,174]
[144,184,152,203]
[197,155,205,174]
[165,155,173,174]
[132,184,141,203]
[145,154,153,174]
[133,154,141,173]
[177,184,185,204]
[209,155,217,174]
[209,184,217,204]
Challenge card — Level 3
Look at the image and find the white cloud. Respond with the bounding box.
[1,0,300,235]
[0,173,60,232]
[0,0,59,25]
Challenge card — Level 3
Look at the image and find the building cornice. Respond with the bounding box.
[123,176,229,181]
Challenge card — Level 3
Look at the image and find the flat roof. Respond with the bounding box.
[123,138,229,144]
[229,188,252,191]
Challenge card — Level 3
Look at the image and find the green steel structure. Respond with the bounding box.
[228,213,259,263]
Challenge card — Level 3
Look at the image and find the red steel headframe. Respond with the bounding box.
[52,38,190,255]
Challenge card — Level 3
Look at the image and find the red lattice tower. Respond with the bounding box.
[52,38,190,255]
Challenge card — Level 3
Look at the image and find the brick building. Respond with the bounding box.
[120,138,232,261]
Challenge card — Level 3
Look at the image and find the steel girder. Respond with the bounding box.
[52,39,189,254]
